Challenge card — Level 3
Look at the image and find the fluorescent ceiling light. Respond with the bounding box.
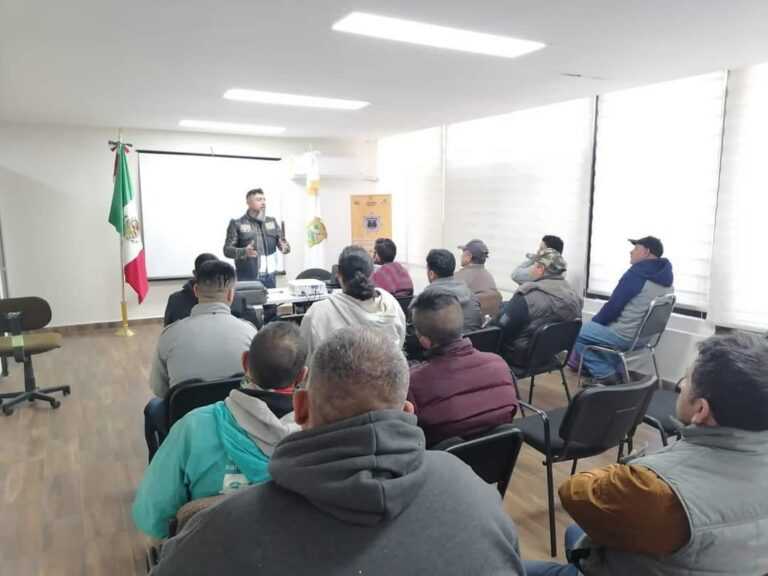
[332,12,545,59]
[179,120,286,135]
[223,89,369,110]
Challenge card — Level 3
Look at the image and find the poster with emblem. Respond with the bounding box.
[351,195,392,255]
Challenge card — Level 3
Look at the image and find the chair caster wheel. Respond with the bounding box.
[51,399,61,409]
[63,388,71,396]
[2,405,14,415]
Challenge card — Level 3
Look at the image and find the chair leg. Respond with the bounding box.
[528,375,536,404]
[1,356,8,377]
[559,368,572,402]
[570,459,578,475]
[545,457,557,557]
[510,372,525,417]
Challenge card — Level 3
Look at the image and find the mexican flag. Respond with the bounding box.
[303,152,327,269]
[108,142,148,303]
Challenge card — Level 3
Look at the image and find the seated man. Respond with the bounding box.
[576,236,673,385]
[525,332,768,576]
[133,322,306,539]
[163,252,261,327]
[150,327,526,576]
[455,239,502,316]
[421,248,482,332]
[490,249,582,367]
[511,234,564,285]
[144,260,257,460]
[408,291,517,447]
[370,237,414,296]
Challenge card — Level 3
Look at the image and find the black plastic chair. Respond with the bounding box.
[296,268,333,282]
[395,294,413,318]
[0,297,70,415]
[463,326,502,354]
[514,375,658,557]
[578,294,676,386]
[163,374,243,433]
[271,313,305,326]
[509,319,582,405]
[444,425,524,498]
[643,376,684,446]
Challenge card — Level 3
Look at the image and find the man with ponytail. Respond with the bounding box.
[301,246,407,359]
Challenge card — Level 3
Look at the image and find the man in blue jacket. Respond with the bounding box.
[133,321,307,539]
[576,236,674,385]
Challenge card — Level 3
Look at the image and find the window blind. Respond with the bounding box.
[443,98,595,294]
[709,64,768,330]
[588,72,727,310]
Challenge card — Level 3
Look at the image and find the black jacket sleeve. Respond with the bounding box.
[489,292,530,343]
[223,219,245,259]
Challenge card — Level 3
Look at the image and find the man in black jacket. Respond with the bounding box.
[164,253,261,328]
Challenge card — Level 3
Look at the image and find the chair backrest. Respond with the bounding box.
[0,297,52,332]
[395,294,413,317]
[165,375,243,428]
[272,313,305,326]
[559,375,658,456]
[525,319,582,372]
[632,293,677,348]
[463,326,502,354]
[296,268,333,282]
[445,425,524,497]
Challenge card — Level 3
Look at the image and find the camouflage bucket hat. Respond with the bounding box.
[526,248,567,275]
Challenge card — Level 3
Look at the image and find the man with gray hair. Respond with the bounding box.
[144,260,257,460]
[150,326,525,576]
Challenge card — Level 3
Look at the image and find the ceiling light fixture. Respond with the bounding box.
[179,120,286,135]
[223,89,369,110]
[332,12,545,59]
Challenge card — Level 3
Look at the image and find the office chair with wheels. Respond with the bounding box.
[0,297,70,415]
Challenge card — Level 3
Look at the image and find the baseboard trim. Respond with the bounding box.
[52,317,163,335]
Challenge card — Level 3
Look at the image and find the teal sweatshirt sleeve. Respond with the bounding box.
[132,420,192,539]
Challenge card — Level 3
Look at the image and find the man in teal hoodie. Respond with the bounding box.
[132,322,308,539]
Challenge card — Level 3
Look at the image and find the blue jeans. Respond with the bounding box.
[524,524,585,576]
[144,396,166,462]
[574,321,634,379]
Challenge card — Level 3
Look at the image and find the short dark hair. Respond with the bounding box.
[338,246,375,301]
[194,253,218,273]
[542,235,564,255]
[246,188,265,199]
[690,333,768,431]
[196,260,236,296]
[426,249,455,278]
[374,238,397,264]
[411,290,463,346]
[248,322,308,389]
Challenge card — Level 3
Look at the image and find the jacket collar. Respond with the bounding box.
[423,337,473,359]
[190,301,232,316]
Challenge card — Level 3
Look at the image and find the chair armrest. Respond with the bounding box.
[517,400,553,457]
[517,399,547,419]
[582,343,622,355]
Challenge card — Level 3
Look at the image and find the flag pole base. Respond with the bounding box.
[115,300,136,337]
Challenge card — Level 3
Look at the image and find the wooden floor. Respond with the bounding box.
[0,322,664,575]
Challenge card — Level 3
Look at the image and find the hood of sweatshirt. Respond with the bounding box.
[214,390,300,482]
[324,291,403,330]
[630,258,674,287]
[268,410,427,526]
[181,279,196,298]
[430,277,473,306]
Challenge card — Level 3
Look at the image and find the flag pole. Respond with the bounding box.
[114,129,135,337]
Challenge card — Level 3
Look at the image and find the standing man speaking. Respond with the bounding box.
[224,188,290,288]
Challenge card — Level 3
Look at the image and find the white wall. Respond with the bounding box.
[0,123,376,326]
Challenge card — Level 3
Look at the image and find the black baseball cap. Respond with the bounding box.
[629,236,664,257]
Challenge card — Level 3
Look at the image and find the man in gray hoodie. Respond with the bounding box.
[150,326,525,576]
[422,248,483,332]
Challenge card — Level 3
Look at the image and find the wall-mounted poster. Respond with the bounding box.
[350,194,392,255]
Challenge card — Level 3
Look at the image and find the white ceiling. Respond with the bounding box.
[3,0,768,139]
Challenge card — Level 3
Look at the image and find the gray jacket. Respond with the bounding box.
[149,302,257,396]
[579,425,768,576]
[150,410,525,576]
[422,276,483,332]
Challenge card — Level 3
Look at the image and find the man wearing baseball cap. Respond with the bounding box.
[489,248,582,367]
[456,239,502,316]
[575,236,674,386]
